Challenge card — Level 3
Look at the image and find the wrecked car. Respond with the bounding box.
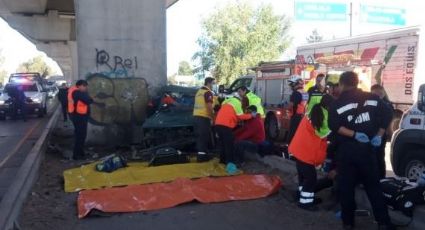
[142,85,197,150]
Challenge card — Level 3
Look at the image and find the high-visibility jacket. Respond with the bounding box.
[67,86,88,115]
[246,91,265,118]
[288,116,328,166]
[193,87,213,119]
[307,86,324,115]
[215,97,252,129]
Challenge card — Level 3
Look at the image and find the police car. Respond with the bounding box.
[0,80,48,120]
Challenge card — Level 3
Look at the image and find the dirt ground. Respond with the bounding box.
[18,121,379,230]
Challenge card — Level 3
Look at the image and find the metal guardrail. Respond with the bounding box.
[0,107,60,230]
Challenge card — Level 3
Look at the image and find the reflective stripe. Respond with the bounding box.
[364,100,378,107]
[299,198,314,204]
[298,186,303,191]
[337,103,358,114]
[300,191,314,198]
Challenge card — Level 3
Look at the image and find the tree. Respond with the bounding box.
[306,29,323,43]
[192,2,292,85]
[16,55,54,78]
[177,61,193,75]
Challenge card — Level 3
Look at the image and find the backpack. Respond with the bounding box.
[380,177,425,217]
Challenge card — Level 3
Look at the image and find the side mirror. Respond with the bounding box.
[218,85,225,94]
[418,84,425,111]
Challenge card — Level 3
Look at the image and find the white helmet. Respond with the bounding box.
[288,75,303,87]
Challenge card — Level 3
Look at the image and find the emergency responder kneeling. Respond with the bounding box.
[329,71,395,230]
[237,86,265,119]
[215,96,253,174]
[68,80,104,160]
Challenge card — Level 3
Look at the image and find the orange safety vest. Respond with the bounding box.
[288,117,327,166]
[295,90,308,115]
[67,86,88,115]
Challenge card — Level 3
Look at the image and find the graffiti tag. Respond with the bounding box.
[95,49,138,78]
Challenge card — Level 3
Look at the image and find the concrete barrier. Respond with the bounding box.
[0,108,60,230]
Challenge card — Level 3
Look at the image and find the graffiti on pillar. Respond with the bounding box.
[95,49,138,78]
[87,73,149,126]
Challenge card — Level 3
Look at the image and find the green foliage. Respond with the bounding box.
[193,2,292,85]
[177,61,193,75]
[16,55,54,78]
[306,29,323,43]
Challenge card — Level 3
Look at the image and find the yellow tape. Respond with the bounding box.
[64,159,232,193]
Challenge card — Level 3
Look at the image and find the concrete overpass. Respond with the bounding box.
[0,0,179,144]
[0,0,178,84]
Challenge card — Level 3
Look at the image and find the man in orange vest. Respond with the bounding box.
[68,80,101,160]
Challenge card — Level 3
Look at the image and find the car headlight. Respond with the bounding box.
[32,97,42,103]
[0,100,4,105]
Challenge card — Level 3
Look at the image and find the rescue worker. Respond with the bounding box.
[287,75,308,145]
[371,84,394,179]
[237,86,265,118]
[193,77,216,162]
[307,73,325,114]
[58,83,69,122]
[215,96,253,174]
[68,80,103,160]
[233,105,266,164]
[289,94,333,211]
[328,71,394,229]
[8,85,27,121]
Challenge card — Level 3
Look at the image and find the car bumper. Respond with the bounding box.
[0,102,43,114]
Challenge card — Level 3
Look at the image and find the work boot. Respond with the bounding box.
[298,203,319,212]
[197,152,210,162]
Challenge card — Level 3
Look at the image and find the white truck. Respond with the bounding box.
[220,61,305,140]
[296,26,422,135]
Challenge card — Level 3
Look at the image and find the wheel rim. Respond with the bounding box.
[406,160,425,181]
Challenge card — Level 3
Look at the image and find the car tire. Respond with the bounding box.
[0,115,5,121]
[43,103,47,114]
[401,149,425,181]
[38,108,44,118]
[265,114,279,141]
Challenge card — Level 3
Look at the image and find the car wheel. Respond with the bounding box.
[0,115,5,121]
[265,114,279,141]
[38,108,44,118]
[401,149,425,181]
[43,103,47,114]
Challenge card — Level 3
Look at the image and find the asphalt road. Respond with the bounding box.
[0,98,57,201]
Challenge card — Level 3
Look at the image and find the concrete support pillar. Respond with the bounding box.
[74,0,167,145]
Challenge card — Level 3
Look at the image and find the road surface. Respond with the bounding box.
[0,98,57,201]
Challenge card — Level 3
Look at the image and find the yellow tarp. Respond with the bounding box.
[64,159,231,193]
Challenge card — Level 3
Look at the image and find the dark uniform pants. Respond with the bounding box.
[337,142,390,226]
[234,140,258,164]
[376,137,387,180]
[287,114,303,145]
[194,116,212,153]
[296,159,317,205]
[215,125,234,164]
[71,115,88,158]
[61,102,68,121]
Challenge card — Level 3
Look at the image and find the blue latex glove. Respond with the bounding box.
[371,135,382,147]
[226,163,238,175]
[251,112,257,117]
[354,132,370,143]
[322,159,333,173]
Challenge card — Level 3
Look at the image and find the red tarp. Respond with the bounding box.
[78,174,282,218]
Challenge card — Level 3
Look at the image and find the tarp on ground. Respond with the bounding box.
[64,159,231,193]
[78,174,282,218]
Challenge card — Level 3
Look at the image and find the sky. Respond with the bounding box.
[0,18,61,78]
[166,0,422,76]
[0,0,423,78]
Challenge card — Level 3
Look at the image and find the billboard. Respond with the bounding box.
[295,1,347,21]
[360,5,406,26]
